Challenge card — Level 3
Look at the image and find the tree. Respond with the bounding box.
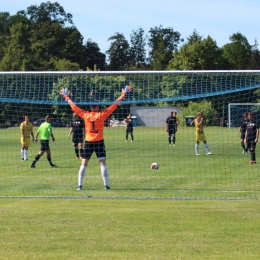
[0,23,33,71]
[17,1,73,26]
[149,38,172,70]
[186,29,203,45]
[51,58,80,71]
[29,21,86,70]
[221,32,251,69]
[249,39,260,69]
[129,27,147,67]
[106,32,130,70]
[0,13,33,64]
[0,12,11,34]
[0,12,10,60]
[0,3,90,71]
[147,25,183,69]
[84,39,106,70]
[168,36,228,70]
[4,14,32,33]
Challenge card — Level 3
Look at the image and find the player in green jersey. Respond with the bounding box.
[30,115,57,168]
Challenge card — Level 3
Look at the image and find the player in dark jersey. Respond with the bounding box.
[165,111,179,146]
[124,113,134,142]
[244,112,259,164]
[238,112,249,154]
[68,113,85,159]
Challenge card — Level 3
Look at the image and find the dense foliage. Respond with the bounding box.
[0,1,260,71]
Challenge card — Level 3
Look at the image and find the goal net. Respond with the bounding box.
[228,103,260,128]
[0,71,260,199]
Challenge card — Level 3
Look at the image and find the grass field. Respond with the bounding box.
[0,126,259,199]
[0,199,260,259]
[1,126,260,259]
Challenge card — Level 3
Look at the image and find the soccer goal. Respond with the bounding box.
[0,70,260,200]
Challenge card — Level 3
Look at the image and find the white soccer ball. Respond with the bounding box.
[151,162,159,169]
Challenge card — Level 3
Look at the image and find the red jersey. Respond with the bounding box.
[67,99,119,142]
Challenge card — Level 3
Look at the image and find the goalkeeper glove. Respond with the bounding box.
[122,85,132,97]
[60,88,70,101]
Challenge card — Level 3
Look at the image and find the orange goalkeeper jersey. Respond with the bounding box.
[67,99,119,142]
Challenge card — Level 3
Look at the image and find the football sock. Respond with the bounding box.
[32,154,41,165]
[204,143,209,153]
[173,137,175,144]
[241,143,245,149]
[21,149,24,158]
[24,150,28,160]
[195,144,199,154]
[80,148,84,157]
[47,155,53,165]
[251,150,256,161]
[100,165,109,186]
[75,148,79,157]
[168,137,171,144]
[78,166,86,186]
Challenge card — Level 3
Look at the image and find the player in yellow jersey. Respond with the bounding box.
[60,86,132,190]
[190,111,212,155]
[20,116,35,160]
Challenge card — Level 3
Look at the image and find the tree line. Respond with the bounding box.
[0,1,260,71]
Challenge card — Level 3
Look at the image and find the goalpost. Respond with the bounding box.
[0,70,260,200]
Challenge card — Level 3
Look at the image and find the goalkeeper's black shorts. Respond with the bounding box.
[82,140,106,160]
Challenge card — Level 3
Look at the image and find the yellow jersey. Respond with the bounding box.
[194,117,203,133]
[20,121,33,138]
[194,117,206,141]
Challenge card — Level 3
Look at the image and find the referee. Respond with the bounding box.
[30,115,57,168]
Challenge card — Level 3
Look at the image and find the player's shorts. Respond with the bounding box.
[240,132,246,140]
[247,138,257,149]
[72,135,84,146]
[196,131,206,142]
[82,140,106,160]
[168,129,176,135]
[40,140,50,152]
[126,128,133,134]
[21,137,31,146]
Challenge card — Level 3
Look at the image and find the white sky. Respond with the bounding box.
[1,0,260,53]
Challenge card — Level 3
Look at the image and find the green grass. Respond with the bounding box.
[0,126,259,199]
[1,127,260,259]
[0,199,260,259]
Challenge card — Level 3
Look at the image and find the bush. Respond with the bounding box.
[179,100,217,126]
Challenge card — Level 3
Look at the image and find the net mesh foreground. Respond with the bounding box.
[0,71,259,200]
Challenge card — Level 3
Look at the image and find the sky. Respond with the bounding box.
[1,0,260,54]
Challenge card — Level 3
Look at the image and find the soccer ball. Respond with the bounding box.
[151,162,159,169]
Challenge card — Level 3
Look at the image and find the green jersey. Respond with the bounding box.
[38,122,52,140]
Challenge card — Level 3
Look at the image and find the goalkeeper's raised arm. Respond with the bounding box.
[114,85,132,104]
[59,85,132,116]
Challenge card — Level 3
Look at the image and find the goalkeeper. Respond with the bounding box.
[60,85,132,190]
